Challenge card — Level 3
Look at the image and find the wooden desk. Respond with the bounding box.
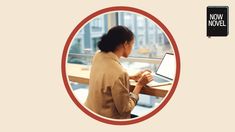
[66,63,172,97]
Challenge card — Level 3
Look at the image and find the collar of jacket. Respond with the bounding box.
[105,51,121,65]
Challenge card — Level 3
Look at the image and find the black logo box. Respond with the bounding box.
[207,6,229,37]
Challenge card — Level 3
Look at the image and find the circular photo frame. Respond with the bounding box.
[62,6,180,125]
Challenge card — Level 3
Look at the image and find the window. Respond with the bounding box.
[123,12,135,31]
[117,12,172,59]
[69,38,81,54]
[68,12,173,64]
[90,16,104,32]
[92,37,100,52]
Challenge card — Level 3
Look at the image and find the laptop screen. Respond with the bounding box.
[156,53,176,80]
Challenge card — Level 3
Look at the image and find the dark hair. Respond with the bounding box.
[98,26,134,52]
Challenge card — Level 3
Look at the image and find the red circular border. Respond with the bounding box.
[61,6,180,125]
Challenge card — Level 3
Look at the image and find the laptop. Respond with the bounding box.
[147,53,176,87]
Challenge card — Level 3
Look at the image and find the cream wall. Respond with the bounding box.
[0,0,234,131]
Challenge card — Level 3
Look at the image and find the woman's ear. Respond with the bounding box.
[123,41,128,48]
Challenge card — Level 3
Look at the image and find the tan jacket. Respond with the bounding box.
[85,51,137,119]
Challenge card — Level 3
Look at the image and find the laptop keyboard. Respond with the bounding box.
[154,76,169,83]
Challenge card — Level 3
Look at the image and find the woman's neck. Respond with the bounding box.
[113,50,122,58]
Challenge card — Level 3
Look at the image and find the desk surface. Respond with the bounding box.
[66,63,172,97]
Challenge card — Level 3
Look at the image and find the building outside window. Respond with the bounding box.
[90,16,104,32]
[92,37,100,52]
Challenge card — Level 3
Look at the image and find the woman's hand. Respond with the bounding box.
[132,71,153,95]
[136,71,153,87]
[130,69,152,82]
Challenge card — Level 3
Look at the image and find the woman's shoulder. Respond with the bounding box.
[92,51,127,74]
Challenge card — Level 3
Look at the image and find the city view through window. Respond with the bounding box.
[68,12,172,63]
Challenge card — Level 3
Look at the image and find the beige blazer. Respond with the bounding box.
[85,51,136,119]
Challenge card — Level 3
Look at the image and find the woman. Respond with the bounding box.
[85,26,153,119]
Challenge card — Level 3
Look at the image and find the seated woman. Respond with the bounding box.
[85,26,153,119]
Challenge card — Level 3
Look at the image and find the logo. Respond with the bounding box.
[207,6,229,37]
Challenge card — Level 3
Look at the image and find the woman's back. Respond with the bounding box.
[85,51,134,119]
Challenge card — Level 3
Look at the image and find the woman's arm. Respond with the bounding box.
[129,69,152,81]
[132,72,153,95]
[111,72,153,117]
